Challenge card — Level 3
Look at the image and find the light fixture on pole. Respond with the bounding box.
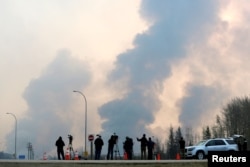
[6,112,17,159]
[73,90,88,159]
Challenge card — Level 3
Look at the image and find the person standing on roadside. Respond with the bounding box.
[236,136,244,151]
[137,134,148,160]
[123,137,133,160]
[94,135,104,160]
[179,137,185,159]
[147,137,155,160]
[55,136,65,160]
[107,135,116,160]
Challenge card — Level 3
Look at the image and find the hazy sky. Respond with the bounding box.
[1,0,250,159]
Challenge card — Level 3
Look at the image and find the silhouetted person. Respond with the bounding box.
[237,136,244,151]
[179,137,185,159]
[94,135,104,160]
[68,135,73,153]
[55,136,65,160]
[137,134,148,160]
[123,137,133,160]
[107,135,116,160]
[147,137,155,160]
[243,138,247,151]
[68,135,73,145]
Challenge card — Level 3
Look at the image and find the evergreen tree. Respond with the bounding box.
[175,127,183,152]
[212,125,218,138]
[166,125,176,159]
[202,126,211,140]
[154,137,162,154]
[175,127,183,141]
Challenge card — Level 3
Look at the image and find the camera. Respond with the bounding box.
[68,135,73,144]
[113,133,118,144]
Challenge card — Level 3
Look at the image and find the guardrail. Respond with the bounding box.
[0,160,207,167]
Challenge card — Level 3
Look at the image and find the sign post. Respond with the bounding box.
[88,134,94,160]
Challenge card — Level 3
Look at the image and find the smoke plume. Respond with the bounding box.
[99,0,219,146]
[6,50,90,158]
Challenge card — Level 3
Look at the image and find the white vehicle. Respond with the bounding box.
[185,138,238,160]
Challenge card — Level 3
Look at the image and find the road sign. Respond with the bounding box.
[88,134,94,141]
[19,155,25,159]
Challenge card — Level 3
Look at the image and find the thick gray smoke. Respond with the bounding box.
[99,0,219,148]
[178,84,227,130]
[6,50,90,158]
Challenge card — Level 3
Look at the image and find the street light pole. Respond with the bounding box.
[6,112,17,159]
[73,90,88,159]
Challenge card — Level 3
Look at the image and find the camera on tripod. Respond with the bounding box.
[68,134,73,144]
[113,133,118,144]
[112,133,121,159]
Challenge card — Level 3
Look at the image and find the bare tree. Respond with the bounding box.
[211,115,224,138]
[221,96,250,150]
[185,127,194,146]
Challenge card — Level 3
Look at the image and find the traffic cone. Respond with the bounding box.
[65,148,70,160]
[156,153,161,160]
[123,152,128,160]
[74,151,79,160]
[43,152,47,160]
[176,153,181,160]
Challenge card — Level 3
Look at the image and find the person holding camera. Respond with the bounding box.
[107,135,116,160]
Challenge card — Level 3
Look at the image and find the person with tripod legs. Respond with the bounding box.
[67,135,74,159]
[107,135,116,160]
[112,133,121,159]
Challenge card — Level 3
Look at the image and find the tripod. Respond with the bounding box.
[110,133,121,160]
[68,135,74,159]
[114,142,121,159]
[68,143,74,159]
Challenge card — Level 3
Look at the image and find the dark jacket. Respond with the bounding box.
[124,137,133,152]
[94,137,104,150]
[108,136,116,149]
[137,136,148,148]
[179,138,185,149]
[147,139,154,151]
[55,137,65,151]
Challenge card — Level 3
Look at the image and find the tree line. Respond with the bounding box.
[157,96,250,159]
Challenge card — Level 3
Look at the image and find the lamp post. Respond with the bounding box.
[6,112,17,159]
[73,90,88,159]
